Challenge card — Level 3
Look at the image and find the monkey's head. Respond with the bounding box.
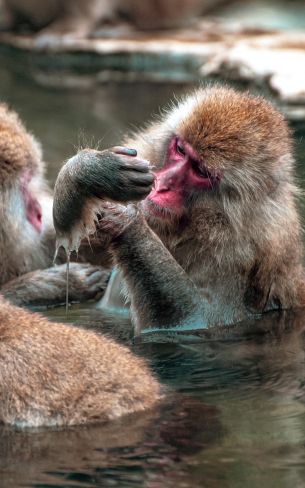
[143,87,292,230]
[0,104,44,233]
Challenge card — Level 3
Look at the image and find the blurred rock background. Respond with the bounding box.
[0,0,303,111]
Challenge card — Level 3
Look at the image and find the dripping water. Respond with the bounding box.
[53,208,102,315]
[54,239,74,315]
[65,250,71,315]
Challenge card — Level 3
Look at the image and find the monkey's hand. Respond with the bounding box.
[1,263,109,308]
[57,146,154,203]
[95,202,138,243]
[53,147,153,251]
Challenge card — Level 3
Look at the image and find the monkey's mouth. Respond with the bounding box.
[142,198,182,221]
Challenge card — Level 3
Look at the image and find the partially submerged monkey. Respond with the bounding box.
[53,86,305,333]
[0,295,161,427]
[0,103,109,307]
[0,107,160,426]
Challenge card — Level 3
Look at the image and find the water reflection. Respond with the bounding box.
[48,306,305,398]
[0,396,222,488]
[1,56,305,488]
[3,308,305,486]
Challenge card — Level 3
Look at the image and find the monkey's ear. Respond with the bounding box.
[243,262,281,314]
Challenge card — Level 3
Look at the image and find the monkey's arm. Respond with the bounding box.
[3,145,147,308]
[106,209,207,334]
[1,263,109,308]
[53,148,206,332]
[53,147,154,249]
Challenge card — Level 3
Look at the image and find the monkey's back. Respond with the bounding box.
[0,298,161,427]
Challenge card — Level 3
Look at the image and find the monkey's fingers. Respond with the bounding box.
[126,183,154,200]
[128,173,155,187]
[120,158,152,173]
[111,146,137,157]
[132,188,153,198]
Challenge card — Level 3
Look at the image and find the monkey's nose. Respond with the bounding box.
[155,179,169,193]
[154,173,173,192]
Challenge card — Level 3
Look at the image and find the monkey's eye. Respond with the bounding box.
[196,166,209,178]
[176,138,185,156]
[191,160,209,179]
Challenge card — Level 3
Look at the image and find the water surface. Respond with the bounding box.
[1,63,305,488]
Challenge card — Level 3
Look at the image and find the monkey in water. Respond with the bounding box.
[0,294,161,427]
[53,86,305,334]
[1,0,225,41]
[0,102,110,308]
[0,112,164,430]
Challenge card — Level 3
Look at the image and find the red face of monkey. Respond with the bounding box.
[0,104,43,234]
[145,135,222,220]
[143,86,291,224]
[20,170,42,233]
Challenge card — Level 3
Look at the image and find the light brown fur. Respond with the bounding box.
[129,87,305,323]
[0,104,42,182]
[0,103,51,286]
[53,86,305,331]
[0,295,161,427]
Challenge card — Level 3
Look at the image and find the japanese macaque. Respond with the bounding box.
[0,102,109,307]
[53,86,305,334]
[0,295,161,427]
[1,0,225,40]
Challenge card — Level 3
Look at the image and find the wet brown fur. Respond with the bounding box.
[0,106,160,427]
[51,86,305,329]
[0,295,161,427]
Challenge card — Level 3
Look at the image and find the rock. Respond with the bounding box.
[202,32,305,104]
[0,19,305,116]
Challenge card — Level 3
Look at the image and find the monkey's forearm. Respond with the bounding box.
[1,264,109,307]
[110,216,207,333]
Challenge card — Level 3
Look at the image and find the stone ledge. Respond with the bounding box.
[0,19,304,116]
